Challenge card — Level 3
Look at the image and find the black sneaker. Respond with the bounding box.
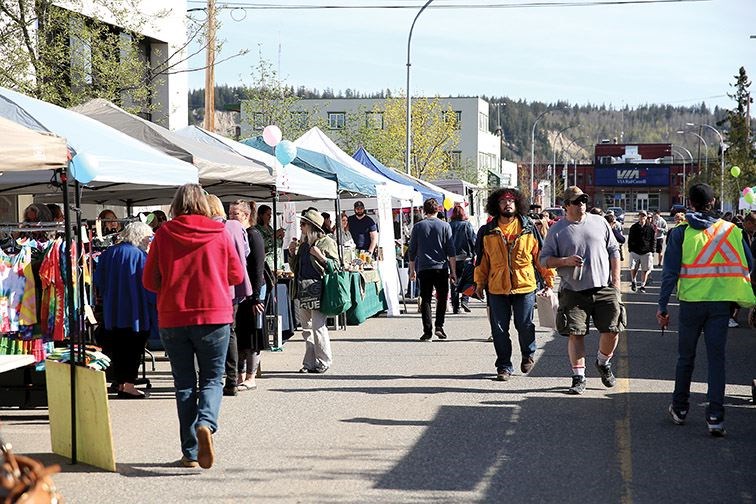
[668,404,687,425]
[222,386,237,397]
[419,334,432,341]
[631,282,637,292]
[568,375,586,394]
[595,360,617,387]
[435,328,448,340]
[638,285,647,293]
[706,415,726,437]
[461,303,471,313]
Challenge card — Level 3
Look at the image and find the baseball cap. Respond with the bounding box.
[353,200,365,209]
[563,186,586,203]
[638,210,647,217]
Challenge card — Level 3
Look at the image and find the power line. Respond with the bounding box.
[186,0,709,11]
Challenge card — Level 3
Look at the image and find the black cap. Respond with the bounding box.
[354,201,365,209]
[688,183,715,208]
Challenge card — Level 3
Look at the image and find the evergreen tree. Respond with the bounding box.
[719,67,755,208]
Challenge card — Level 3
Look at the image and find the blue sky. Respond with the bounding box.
[187,0,756,110]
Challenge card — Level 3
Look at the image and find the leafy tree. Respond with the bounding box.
[350,96,461,181]
[0,0,212,113]
[239,50,324,139]
[718,67,755,207]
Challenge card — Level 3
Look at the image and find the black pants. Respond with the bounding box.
[418,269,449,336]
[225,304,239,388]
[449,259,469,312]
[108,328,149,385]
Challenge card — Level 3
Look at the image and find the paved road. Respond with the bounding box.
[2,269,755,503]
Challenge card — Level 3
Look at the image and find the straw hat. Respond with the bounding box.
[300,208,325,232]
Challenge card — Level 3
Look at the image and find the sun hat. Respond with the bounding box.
[300,208,325,232]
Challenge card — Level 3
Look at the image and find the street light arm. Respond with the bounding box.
[405,0,435,176]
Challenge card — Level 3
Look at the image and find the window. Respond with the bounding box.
[447,150,462,169]
[252,112,267,131]
[365,111,384,130]
[328,112,346,130]
[290,111,308,130]
[443,110,462,130]
[478,112,488,131]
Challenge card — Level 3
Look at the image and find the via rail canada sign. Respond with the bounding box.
[595,165,669,187]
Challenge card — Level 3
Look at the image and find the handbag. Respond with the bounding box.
[0,433,62,503]
[536,289,559,329]
[320,259,353,316]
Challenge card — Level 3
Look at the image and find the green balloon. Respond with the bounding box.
[746,191,756,204]
[730,166,741,177]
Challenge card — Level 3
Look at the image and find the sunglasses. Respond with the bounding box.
[567,196,589,205]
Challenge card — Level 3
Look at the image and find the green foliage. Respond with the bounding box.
[719,67,756,207]
[0,0,197,113]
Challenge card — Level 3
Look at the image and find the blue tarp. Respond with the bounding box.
[353,147,442,202]
[242,137,377,197]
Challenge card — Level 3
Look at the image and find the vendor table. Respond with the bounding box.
[346,269,387,325]
[0,355,46,408]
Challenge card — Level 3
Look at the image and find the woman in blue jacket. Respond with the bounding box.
[94,221,154,399]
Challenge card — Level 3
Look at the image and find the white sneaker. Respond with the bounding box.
[727,318,739,328]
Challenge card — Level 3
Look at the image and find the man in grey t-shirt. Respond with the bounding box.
[540,186,623,395]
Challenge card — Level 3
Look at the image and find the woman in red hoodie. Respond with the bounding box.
[143,184,244,470]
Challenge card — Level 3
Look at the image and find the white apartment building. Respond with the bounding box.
[240,96,502,188]
[1,0,188,129]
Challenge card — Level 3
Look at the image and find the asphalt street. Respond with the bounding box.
[2,266,755,503]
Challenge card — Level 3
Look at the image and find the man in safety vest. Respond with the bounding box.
[657,183,755,437]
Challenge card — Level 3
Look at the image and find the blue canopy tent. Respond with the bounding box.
[353,147,442,203]
[243,137,377,197]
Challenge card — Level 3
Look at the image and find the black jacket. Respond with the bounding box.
[628,222,655,255]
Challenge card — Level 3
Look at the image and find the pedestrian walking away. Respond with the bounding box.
[289,208,339,373]
[143,184,245,469]
[628,210,655,292]
[657,183,755,437]
[409,198,457,341]
[449,205,476,314]
[474,187,555,381]
[651,209,668,267]
[540,186,624,395]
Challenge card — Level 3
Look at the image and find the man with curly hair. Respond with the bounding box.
[474,188,555,381]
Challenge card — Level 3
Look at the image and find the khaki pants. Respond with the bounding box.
[296,302,333,371]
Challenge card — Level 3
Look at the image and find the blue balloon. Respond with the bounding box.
[275,140,297,166]
[71,152,99,184]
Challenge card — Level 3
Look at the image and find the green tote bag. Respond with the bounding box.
[320,259,353,316]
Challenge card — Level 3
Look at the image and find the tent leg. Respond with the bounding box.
[272,191,279,349]
[61,167,78,465]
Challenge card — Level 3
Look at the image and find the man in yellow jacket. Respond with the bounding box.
[657,184,755,436]
[475,187,555,381]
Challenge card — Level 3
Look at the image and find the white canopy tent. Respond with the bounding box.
[0,87,198,196]
[176,126,337,201]
[0,117,68,171]
[295,127,423,318]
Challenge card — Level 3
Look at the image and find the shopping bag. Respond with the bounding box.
[455,261,483,300]
[536,289,559,328]
[320,259,352,316]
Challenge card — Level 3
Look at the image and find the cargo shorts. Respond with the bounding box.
[556,285,626,336]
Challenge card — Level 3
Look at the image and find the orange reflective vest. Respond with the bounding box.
[677,220,755,307]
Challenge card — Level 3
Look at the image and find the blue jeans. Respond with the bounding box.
[673,301,729,420]
[160,324,230,460]
[488,291,537,373]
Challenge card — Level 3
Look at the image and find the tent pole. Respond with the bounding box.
[61,167,78,465]
[272,190,279,347]
[335,195,343,263]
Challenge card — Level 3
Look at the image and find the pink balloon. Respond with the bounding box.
[744,187,754,196]
[262,125,282,147]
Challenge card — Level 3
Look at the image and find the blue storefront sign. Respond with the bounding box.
[594,164,670,187]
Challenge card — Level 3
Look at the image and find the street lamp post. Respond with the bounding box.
[672,146,693,206]
[405,0,435,176]
[530,109,557,203]
[552,124,576,206]
[687,122,726,211]
[676,130,708,178]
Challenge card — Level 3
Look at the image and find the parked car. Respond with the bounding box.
[606,206,625,224]
[669,204,686,217]
[544,207,565,221]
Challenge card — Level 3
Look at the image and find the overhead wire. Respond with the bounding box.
[186,0,710,10]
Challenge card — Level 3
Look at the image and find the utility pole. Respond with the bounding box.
[204,0,216,132]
